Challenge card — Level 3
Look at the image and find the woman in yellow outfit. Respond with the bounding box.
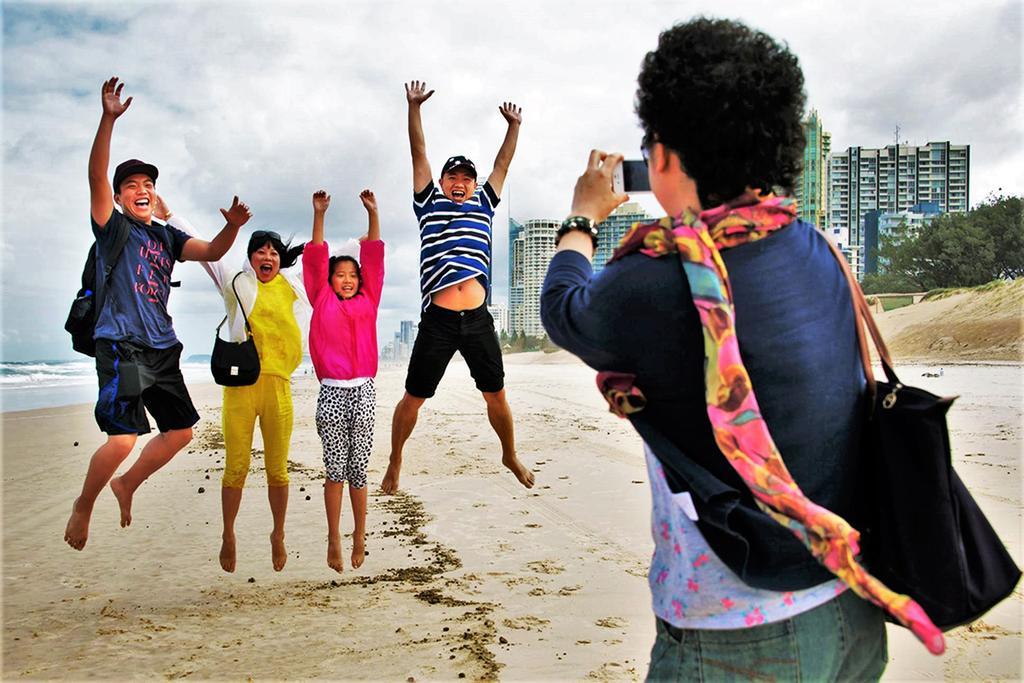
[156,199,309,573]
[214,230,308,572]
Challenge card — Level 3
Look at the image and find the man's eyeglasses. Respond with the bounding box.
[641,131,654,165]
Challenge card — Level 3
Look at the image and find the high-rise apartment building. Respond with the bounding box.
[829,141,969,278]
[487,304,509,335]
[794,109,831,230]
[863,202,943,275]
[399,320,416,346]
[593,202,654,273]
[508,218,558,337]
[508,218,524,334]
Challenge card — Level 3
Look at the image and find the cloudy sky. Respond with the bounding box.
[2,0,1021,362]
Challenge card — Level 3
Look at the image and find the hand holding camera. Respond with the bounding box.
[570,150,629,225]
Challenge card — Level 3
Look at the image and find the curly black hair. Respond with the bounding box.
[635,17,806,207]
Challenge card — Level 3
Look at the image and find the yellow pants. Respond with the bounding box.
[222,374,292,488]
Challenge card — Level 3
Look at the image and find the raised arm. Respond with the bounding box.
[311,190,331,244]
[540,150,629,362]
[89,77,133,227]
[486,102,522,197]
[155,195,227,291]
[357,189,385,305]
[178,196,251,262]
[406,80,435,193]
[359,189,380,241]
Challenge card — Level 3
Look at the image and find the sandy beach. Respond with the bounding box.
[2,350,1021,680]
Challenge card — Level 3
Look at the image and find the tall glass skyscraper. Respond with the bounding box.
[794,109,831,230]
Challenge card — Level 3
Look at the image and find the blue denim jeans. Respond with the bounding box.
[646,589,888,682]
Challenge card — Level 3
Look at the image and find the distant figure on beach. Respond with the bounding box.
[159,201,308,573]
[541,20,894,680]
[380,80,534,494]
[303,189,385,572]
[64,77,251,551]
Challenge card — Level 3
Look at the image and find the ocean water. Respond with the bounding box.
[0,360,211,412]
[0,359,315,412]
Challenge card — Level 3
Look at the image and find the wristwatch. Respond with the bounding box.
[555,215,598,249]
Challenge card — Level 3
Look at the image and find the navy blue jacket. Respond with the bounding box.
[541,220,867,590]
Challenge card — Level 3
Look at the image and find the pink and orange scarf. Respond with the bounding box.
[598,191,945,655]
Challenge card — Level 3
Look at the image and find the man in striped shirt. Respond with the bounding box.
[380,80,535,495]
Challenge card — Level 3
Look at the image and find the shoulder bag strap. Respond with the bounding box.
[228,271,254,338]
[823,238,902,403]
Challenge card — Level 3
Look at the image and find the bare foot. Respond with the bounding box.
[327,533,344,573]
[503,453,536,488]
[64,498,91,551]
[270,531,287,571]
[351,533,365,569]
[220,533,237,573]
[109,476,133,528]
[380,461,401,494]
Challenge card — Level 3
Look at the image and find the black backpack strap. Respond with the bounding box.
[93,221,132,320]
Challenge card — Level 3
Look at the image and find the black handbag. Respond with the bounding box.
[831,241,1021,630]
[211,273,261,386]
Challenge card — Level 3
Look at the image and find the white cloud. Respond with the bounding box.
[2,0,1020,360]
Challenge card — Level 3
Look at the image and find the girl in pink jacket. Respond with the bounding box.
[303,189,384,572]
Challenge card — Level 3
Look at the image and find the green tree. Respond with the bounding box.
[860,271,919,294]
[509,330,525,353]
[871,195,1021,290]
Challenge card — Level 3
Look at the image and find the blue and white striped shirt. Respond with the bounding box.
[413,180,498,311]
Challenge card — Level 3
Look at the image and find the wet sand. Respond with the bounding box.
[2,354,1021,680]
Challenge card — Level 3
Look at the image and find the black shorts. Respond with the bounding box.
[405,303,504,398]
[94,339,200,435]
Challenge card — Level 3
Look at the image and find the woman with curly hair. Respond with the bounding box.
[541,17,932,681]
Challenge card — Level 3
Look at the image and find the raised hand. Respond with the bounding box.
[405,80,435,106]
[313,190,331,213]
[499,102,523,126]
[359,189,377,213]
[570,150,629,225]
[220,196,252,228]
[153,194,172,221]
[101,77,132,119]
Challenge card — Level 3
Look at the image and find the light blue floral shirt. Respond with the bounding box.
[645,444,845,629]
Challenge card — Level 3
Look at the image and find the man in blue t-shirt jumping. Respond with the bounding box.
[380,80,534,494]
[64,77,253,551]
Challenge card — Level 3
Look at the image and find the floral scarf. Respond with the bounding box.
[597,191,945,655]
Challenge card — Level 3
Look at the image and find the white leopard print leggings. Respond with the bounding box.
[315,380,375,488]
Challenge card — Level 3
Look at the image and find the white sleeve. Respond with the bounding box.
[167,214,227,293]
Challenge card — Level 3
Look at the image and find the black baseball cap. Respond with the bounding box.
[441,155,477,179]
[113,159,159,193]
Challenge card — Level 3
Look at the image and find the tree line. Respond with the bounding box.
[499,330,560,354]
[861,195,1022,294]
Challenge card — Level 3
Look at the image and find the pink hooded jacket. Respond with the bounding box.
[302,240,384,381]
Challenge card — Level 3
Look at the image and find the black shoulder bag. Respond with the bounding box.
[830,240,1020,630]
[211,273,261,386]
